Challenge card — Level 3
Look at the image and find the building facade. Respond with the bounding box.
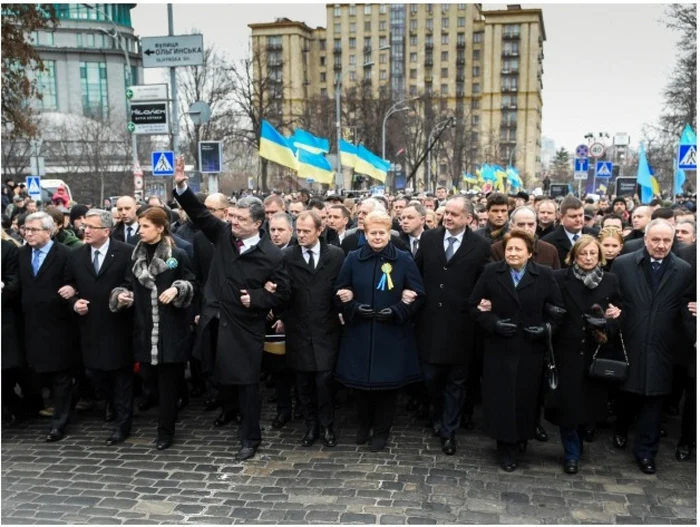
[250,3,545,188]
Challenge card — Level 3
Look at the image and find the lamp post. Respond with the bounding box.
[425,117,455,193]
[382,97,417,160]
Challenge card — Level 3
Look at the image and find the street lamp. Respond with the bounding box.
[382,97,418,160]
[426,117,455,193]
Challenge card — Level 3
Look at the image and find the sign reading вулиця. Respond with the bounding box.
[141,35,204,68]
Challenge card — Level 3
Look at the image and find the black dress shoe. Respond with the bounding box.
[106,432,127,446]
[235,446,257,461]
[637,457,656,474]
[431,421,441,437]
[583,426,595,443]
[156,438,173,450]
[675,443,692,462]
[138,398,156,412]
[177,396,189,411]
[563,459,579,474]
[214,410,236,427]
[461,415,475,430]
[271,413,291,430]
[499,456,517,472]
[535,424,549,442]
[301,427,319,447]
[46,429,64,442]
[356,427,371,445]
[518,440,527,453]
[369,436,387,452]
[104,404,115,423]
[442,437,457,456]
[613,433,628,449]
[322,427,337,447]
[203,399,219,411]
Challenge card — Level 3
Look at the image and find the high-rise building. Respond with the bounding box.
[250,3,545,187]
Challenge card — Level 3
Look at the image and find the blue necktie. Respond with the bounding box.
[445,236,457,262]
[651,261,661,273]
[32,249,41,276]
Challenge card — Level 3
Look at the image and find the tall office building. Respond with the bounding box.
[250,3,545,187]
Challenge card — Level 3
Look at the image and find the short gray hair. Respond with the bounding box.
[510,206,537,225]
[25,212,54,232]
[403,203,427,217]
[236,196,265,225]
[447,195,474,217]
[86,208,114,229]
[677,219,696,234]
[269,211,293,229]
[360,197,386,213]
[645,218,675,236]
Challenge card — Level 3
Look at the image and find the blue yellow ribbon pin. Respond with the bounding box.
[376,263,394,291]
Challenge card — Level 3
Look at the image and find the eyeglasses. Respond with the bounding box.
[24,227,47,234]
[206,207,225,213]
[83,225,109,231]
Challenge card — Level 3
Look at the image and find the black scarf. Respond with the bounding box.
[572,263,604,289]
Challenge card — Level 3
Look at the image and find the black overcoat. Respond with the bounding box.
[611,251,694,395]
[544,269,622,427]
[18,242,80,373]
[541,225,599,268]
[64,240,134,371]
[468,260,563,443]
[173,187,291,385]
[415,227,491,365]
[2,239,23,370]
[280,241,345,372]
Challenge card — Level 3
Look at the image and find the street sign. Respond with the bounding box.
[589,142,606,158]
[575,144,589,158]
[129,102,169,135]
[549,183,569,198]
[25,176,41,202]
[152,151,175,176]
[595,161,613,178]
[199,141,222,174]
[574,158,589,173]
[574,172,588,181]
[615,177,637,197]
[678,144,697,170]
[126,84,168,102]
[141,34,204,69]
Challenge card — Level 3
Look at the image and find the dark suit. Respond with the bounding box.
[64,240,135,436]
[675,244,697,448]
[111,222,140,246]
[541,225,599,268]
[490,239,561,269]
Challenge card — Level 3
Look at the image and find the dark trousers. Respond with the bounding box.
[2,368,43,417]
[43,370,75,432]
[421,362,468,438]
[220,384,262,449]
[296,370,334,429]
[615,392,665,460]
[85,367,134,436]
[264,353,296,416]
[559,425,588,461]
[139,362,181,440]
[680,373,696,445]
[667,365,688,409]
[355,389,398,441]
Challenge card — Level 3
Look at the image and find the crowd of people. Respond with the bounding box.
[1,164,696,476]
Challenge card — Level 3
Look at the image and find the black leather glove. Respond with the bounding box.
[523,325,546,342]
[545,303,567,322]
[584,315,607,330]
[494,318,518,338]
[374,307,394,322]
[356,304,375,319]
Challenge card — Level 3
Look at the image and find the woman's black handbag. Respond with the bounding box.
[544,322,558,390]
[589,331,629,382]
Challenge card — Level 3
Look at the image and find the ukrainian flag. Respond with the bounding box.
[650,176,660,197]
[259,120,298,171]
[296,149,335,185]
[464,172,478,185]
[355,145,389,183]
[480,164,497,182]
[506,166,523,189]
[291,129,330,155]
[339,139,359,168]
[598,183,608,194]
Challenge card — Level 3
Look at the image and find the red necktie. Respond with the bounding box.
[235,239,244,253]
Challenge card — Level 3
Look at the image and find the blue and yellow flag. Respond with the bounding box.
[506,165,523,189]
[355,145,389,183]
[339,139,359,168]
[636,143,654,204]
[291,129,330,155]
[464,172,478,184]
[296,149,335,185]
[259,120,298,171]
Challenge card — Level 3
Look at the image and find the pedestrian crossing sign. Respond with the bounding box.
[151,151,175,176]
[678,144,697,170]
[25,176,41,201]
[595,161,613,178]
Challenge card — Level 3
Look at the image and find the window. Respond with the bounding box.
[473,49,481,61]
[320,39,326,50]
[350,22,356,33]
[334,5,341,17]
[472,66,480,76]
[37,60,57,110]
[426,4,433,13]
[80,61,108,118]
[426,84,433,95]
[379,36,387,47]
[457,32,465,45]
[320,56,326,66]
[410,35,417,46]
[440,99,448,112]
[364,4,371,14]
[441,51,448,61]
[441,34,449,45]
[85,32,95,47]
[379,53,387,64]
[364,37,371,48]
[349,4,356,15]
[409,85,417,96]
[473,31,483,43]
[504,41,520,54]
[76,33,82,47]
[458,3,466,9]
[349,55,356,65]
[471,99,480,109]
[321,88,328,97]
[364,21,371,31]
[472,82,480,94]
[334,39,341,50]
[442,17,449,29]
[410,52,417,63]
[410,4,418,14]
[380,70,387,80]
[410,69,417,79]
[504,23,520,35]
[349,38,356,49]
[442,3,450,13]
[32,31,54,46]
[379,20,386,30]
[441,68,448,78]
[425,18,433,30]
[457,17,465,27]
[334,23,341,33]
[364,68,372,81]
[379,3,387,14]
[350,71,356,81]
[472,115,480,125]
[410,19,417,31]
[426,35,433,46]
[441,83,448,95]
[125,64,137,87]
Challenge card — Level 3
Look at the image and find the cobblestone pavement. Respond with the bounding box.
[2,386,696,525]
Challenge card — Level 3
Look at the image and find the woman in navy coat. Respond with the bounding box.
[335,211,425,452]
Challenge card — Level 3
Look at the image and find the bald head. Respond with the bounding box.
[116,195,138,225]
[631,206,653,232]
[509,206,537,236]
[205,193,228,220]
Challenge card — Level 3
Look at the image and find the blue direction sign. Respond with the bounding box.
[152,151,175,176]
[678,144,697,170]
[574,158,589,172]
[595,161,613,178]
[25,176,41,201]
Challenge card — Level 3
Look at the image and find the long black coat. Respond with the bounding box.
[64,240,134,371]
[111,222,140,245]
[611,250,694,395]
[415,227,491,365]
[2,239,23,370]
[280,241,345,372]
[110,240,195,365]
[173,187,291,386]
[541,225,599,268]
[544,269,622,427]
[335,243,425,390]
[18,242,80,373]
[192,229,214,316]
[468,260,563,443]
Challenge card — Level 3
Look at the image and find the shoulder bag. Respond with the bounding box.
[545,322,558,390]
[588,331,629,382]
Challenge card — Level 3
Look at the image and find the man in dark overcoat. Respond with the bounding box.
[542,196,598,268]
[18,212,80,442]
[173,157,291,461]
[415,195,491,455]
[63,209,134,445]
[277,210,345,447]
[611,219,695,474]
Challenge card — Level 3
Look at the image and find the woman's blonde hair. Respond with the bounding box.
[1,228,19,246]
[565,234,606,267]
[363,210,392,231]
[598,226,624,246]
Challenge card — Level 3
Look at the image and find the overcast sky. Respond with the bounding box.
[132,2,680,153]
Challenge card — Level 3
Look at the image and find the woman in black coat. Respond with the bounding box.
[599,227,624,272]
[335,211,425,452]
[544,235,623,474]
[468,229,564,472]
[110,207,195,451]
[2,234,24,422]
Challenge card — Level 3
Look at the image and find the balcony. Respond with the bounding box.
[456,58,465,66]
[362,78,372,86]
[363,45,372,53]
[502,50,519,57]
[456,75,465,81]
[500,103,518,110]
[500,138,517,146]
[501,85,518,92]
[503,32,520,40]
[501,68,519,75]
[425,58,434,66]
[425,42,434,49]
[363,61,373,68]
[425,76,433,83]
[500,121,517,129]
[456,41,466,48]
[333,63,342,71]
[456,91,465,98]
[266,43,282,51]
[333,47,342,55]
[268,61,283,68]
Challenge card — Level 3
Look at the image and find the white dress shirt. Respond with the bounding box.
[240,234,260,253]
[303,241,321,269]
[91,239,110,273]
[564,229,583,246]
[443,228,466,253]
